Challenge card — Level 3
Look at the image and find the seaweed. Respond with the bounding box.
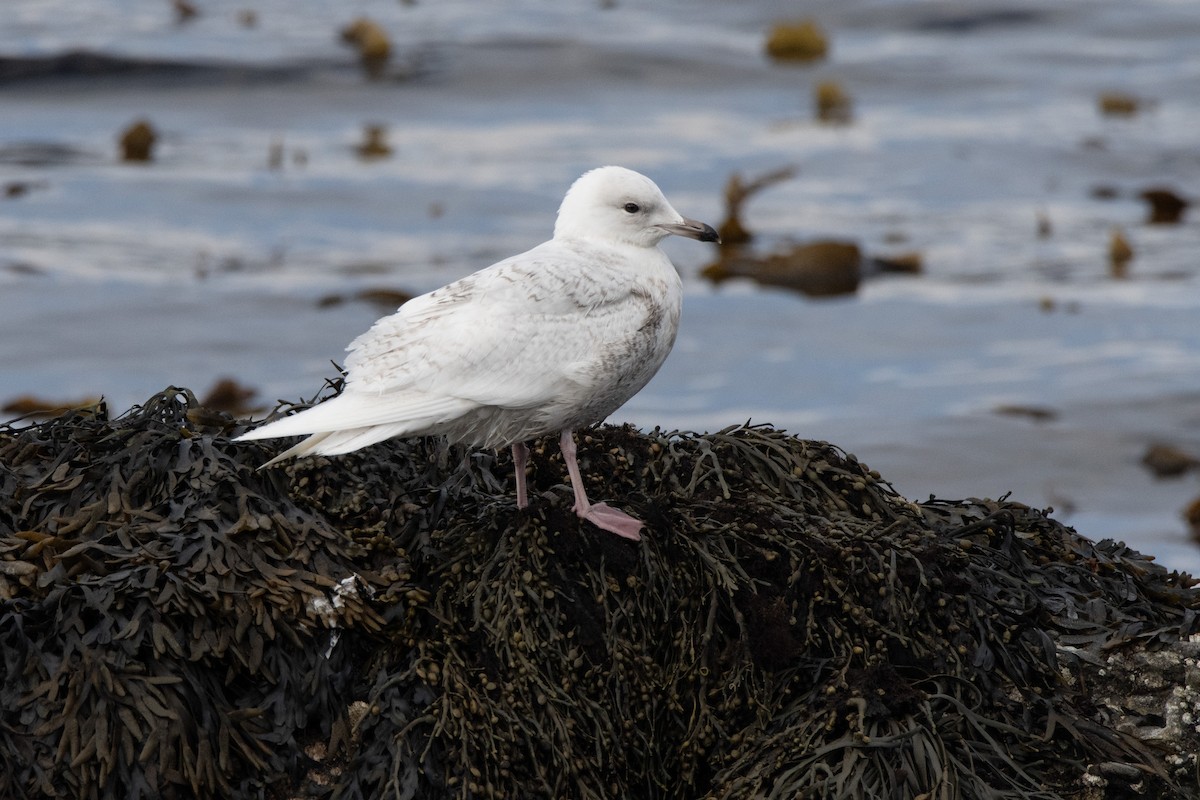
[1,389,1198,799]
[0,389,406,799]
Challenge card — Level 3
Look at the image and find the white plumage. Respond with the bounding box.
[237,166,719,540]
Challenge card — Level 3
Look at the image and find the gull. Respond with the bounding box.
[237,166,718,540]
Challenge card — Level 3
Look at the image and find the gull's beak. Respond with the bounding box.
[657,217,721,243]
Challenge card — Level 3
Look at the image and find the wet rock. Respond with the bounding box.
[2,390,1198,799]
[1141,443,1200,479]
[118,119,157,162]
[704,240,861,297]
[1139,187,1189,225]
[1085,641,1200,788]
[764,19,829,63]
[814,79,853,123]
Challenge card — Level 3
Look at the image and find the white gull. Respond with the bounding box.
[236,166,719,540]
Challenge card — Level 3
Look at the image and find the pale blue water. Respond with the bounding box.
[2,0,1199,570]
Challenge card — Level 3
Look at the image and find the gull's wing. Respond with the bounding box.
[343,241,648,409]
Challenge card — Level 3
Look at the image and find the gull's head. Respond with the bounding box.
[554,166,720,248]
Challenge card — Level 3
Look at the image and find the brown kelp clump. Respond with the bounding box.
[704,240,862,297]
[2,388,1199,799]
[340,18,392,79]
[0,389,409,799]
[764,19,829,63]
[714,166,797,246]
[118,119,157,162]
[814,79,853,124]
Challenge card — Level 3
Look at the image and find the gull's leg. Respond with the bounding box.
[559,429,643,541]
[512,442,530,509]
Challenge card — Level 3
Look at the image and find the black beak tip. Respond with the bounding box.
[700,223,721,244]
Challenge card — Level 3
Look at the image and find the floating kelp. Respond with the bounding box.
[714,166,797,246]
[1109,228,1134,278]
[197,377,261,417]
[340,18,392,79]
[2,389,1198,799]
[172,0,198,23]
[992,403,1059,424]
[1098,92,1141,117]
[316,287,415,312]
[704,240,862,297]
[1,393,101,419]
[355,124,394,160]
[870,250,923,276]
[764,20,829,64]
[4,180,47,199]
[814,79,853,124]
[1141,443,1200,479]
[1140,187,1189,225]
[118,119,157,163]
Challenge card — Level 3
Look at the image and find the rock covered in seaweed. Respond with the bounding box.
[0,389,410,798]
[1,388,1198,799]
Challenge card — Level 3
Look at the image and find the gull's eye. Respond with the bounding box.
[623,202,640,214]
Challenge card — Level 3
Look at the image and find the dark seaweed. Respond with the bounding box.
[1,388,1197,799]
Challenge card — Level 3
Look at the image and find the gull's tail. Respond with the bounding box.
[235,390,472,467]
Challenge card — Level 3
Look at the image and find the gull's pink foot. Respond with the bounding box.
[558,429,643,542]
[576,501,643,541]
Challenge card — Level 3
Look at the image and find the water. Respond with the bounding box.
[3,0,1199,571]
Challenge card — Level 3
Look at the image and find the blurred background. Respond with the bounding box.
[2,0,1199,569]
